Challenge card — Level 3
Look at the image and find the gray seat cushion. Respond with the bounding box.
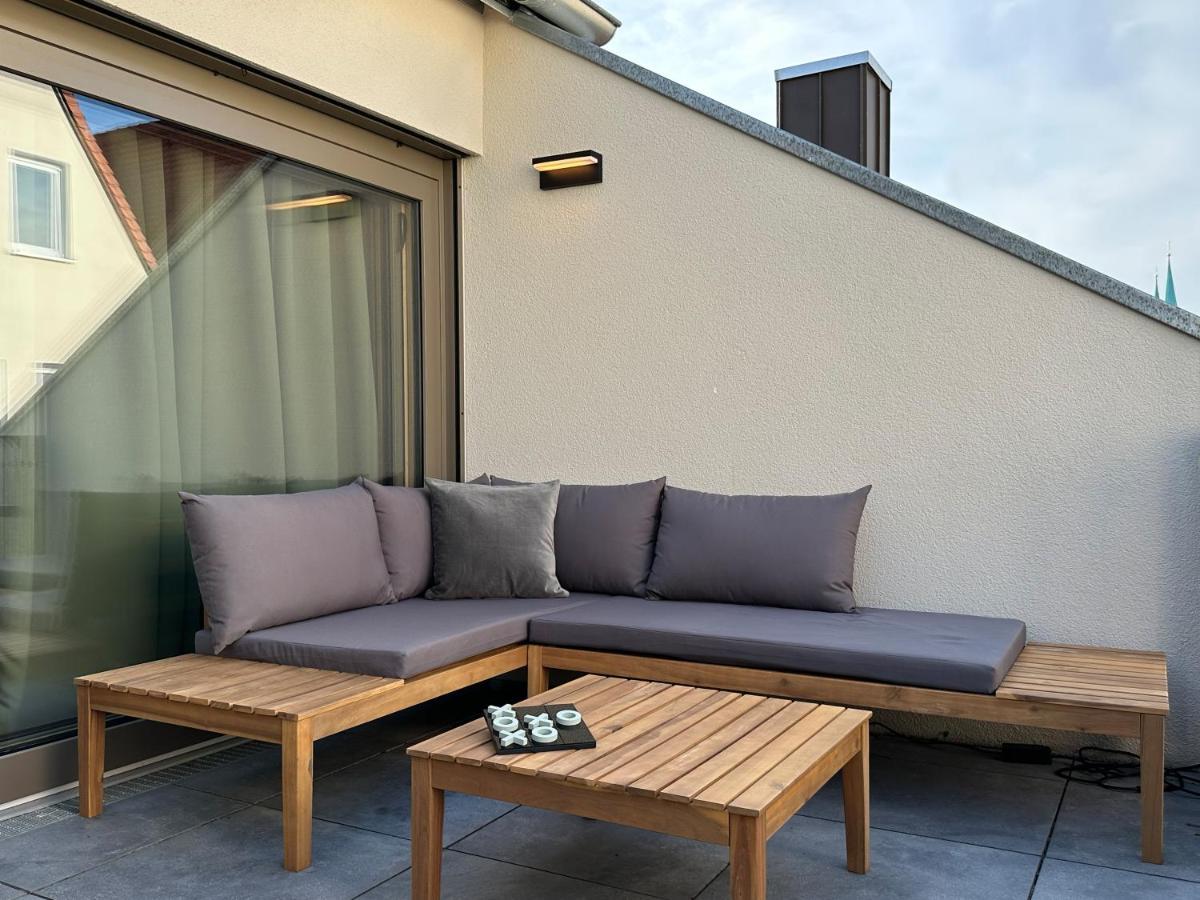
[528,596,1026,693]
[195,595,592,679]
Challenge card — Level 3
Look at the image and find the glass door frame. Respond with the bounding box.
[0,0,459,805]
[2,0,459,485]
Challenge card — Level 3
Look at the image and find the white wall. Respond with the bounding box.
[102,0,485,152]
[462,18,1200,760]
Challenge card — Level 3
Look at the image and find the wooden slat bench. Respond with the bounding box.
[75,645,528,871]
[528,640,1170,863]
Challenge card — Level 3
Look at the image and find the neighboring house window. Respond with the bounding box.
[10,154,68,259]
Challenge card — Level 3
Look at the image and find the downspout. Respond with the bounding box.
[510,0,621,46]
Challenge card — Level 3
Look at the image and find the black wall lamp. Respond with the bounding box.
[531,151,603,190]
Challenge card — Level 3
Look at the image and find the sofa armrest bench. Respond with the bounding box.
[527,640,1169,864]
[75,645,528,871]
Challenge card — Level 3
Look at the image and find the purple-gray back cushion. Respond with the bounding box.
[359,478,433,599]
[489,477,666,596]
[180,483,395,653]
[646,485,871,612]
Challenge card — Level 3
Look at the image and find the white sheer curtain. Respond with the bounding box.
[0,89,409,742]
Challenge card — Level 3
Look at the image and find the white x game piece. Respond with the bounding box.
[487,704,515,718]
[500,729,528,748]
[523,713,552,728]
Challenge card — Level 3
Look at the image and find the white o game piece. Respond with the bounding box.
[492,715,519,733]
[555,709,582,727]
[530,725,558,744]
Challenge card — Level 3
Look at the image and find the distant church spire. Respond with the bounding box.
[1164,246,1178,307]
[1154,267,1160,301]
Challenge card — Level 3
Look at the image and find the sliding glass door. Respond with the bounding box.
[0,69,431,753]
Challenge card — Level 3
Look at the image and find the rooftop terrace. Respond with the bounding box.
[0,682,1194,899]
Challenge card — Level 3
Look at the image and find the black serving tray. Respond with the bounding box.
[484,703,597,755]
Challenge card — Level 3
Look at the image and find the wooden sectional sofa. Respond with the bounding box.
[74,477,1171,871]
[528,641,1170,863]
[78,635,1168,871]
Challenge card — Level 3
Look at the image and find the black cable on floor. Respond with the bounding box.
[1055,747,1200,798]
[869,722,1200,798]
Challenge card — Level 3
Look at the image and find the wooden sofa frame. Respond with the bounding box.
[77,639,1168,871]
[526,641,1170,864]
[76,644,529,871]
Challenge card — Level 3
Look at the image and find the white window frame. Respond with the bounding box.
[9,153,69,260]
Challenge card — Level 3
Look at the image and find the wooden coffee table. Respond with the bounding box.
[407,675,871,899]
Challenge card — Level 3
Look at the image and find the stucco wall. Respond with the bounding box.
[100,0,484,152]
[462,17,1200,760]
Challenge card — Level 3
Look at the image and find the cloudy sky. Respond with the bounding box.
[602,0,1199,314]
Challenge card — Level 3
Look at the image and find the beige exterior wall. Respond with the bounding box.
[462,18,1200,759]
[101,0,485,153]
[0,71,146,419]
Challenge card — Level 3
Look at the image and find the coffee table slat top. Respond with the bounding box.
[408,677,870,816]
[75,654,398,720]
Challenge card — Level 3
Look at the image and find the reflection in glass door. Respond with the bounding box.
[0,70,420,752]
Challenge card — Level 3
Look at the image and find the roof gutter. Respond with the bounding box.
[511,0,620,46]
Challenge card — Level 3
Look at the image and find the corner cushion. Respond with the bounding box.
[196,595,593,679]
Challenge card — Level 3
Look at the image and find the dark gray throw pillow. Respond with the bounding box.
[491,477,666,595]
[646,485,871,612]
[359,478,433,599]
[180,483,395,653]
[425,477,568,599]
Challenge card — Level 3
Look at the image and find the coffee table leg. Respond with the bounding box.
[282,719,314,871]
[729,813,766,900]
[411,757,444,899]
[842,721,870,874]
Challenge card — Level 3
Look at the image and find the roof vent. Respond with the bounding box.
[775,52,892,176]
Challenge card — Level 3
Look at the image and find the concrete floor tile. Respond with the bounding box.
[39,806,408,900]
[0,786,243,891]
[800,750,1064,853]
[178,729,399,804]
[360,850,644,899]
[173,744,286,804]
[262,751,515,843]
[697,816,1039,900]
[1048,782,1200,882]
[872,733,1062,782]
[451,805,728,899]
[1033,859,1200,899]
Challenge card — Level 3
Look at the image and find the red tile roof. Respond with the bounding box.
[60,90,158,270]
